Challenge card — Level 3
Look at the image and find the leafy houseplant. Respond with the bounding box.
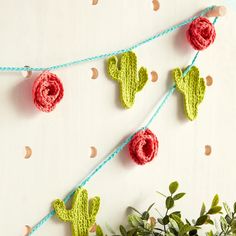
[94,181,236,236]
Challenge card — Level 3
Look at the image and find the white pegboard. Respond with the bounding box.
[0,1,235,235]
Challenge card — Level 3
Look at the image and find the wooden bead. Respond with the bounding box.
[21,66,32,78]
[206,6,227,17]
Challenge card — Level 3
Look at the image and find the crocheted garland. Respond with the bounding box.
[53,188,100,236]
[20,6,223,236]
[32,71,64,112]
[172,66,206,121]
[107,51,148,108]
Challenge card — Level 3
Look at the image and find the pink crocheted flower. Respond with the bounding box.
[186,17,216,51]
[32,71,64,112]
[129,129,158,165]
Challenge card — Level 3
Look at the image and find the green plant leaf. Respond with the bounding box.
[234,202,236,213]
[169,182,179,194]
[170,214,185,229]
[207,206,222,215]
[157,218,164,225]
[189,229,198,236]
[173,193,185,200]
[231,219,236,233]
[211,194,219,207]
[185,219,191,225]
[166,196,174,210]
[206,219,214,225]
[225,214,232,224]
[206,230,214,236]
[120,225,127,236]
[195,215,208,226]
[220,216,228,232]
[127,229,137,236]
[128,215,143,227]
[170,211,181,218]
[231,219,236,227]
[128,206,141,215]
[223,202,232,218]
[147,203,155,212]
[200,203,206,216]
[169,218,179,231]
[141,211,149,220]
[163,215,170,225]
[136,225,150,234]
[96,225,104,236]
[179,224,197,236]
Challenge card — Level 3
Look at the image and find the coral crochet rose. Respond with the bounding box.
[186,17,216,51]
[129,129,158,165]
[32,71,64,112]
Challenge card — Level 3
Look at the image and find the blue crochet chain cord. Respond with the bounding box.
[28,8,219,235]
[0,6,214,72]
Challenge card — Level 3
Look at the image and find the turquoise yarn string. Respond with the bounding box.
[28,53,200,236]
[29,15,218,236]
[29,128,142,235]
[143,16,218,129]
[143,51,200,129]
[0,6,214,72]
[28,50,201,236]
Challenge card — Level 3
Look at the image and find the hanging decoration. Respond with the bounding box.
[129,128,158,165]
[32,71,64,112]
[0,6,220,115]
[53,188,100,236]
[186,17,216,50]
[107,51,148,108]
[2,5,224,236]
[172,66,206,121]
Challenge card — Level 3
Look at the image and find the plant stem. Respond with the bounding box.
[163,209,169,233]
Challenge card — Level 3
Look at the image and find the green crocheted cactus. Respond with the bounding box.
[107,51,148,108]
[53,188,100,236]
[172,66,206,121]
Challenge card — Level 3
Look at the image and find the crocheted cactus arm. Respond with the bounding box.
[53,188,100,236]
[172,67,185,93]
[172,66,206,121]
[197,75,206,104]
[88,196,100,226]
[137,67,148,92]
[53,199,74,222]
[107,51,148,109]
[107,56,120,81]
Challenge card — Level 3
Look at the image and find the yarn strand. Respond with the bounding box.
[29,15,218,236]
[0,6,214,72]
[29,48,202,236]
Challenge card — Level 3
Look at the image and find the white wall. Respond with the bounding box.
[0,0,235,235]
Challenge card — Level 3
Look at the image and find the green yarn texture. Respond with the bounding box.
[107,51,148,108]
[53,188,100,236]
[172,66,206,121]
